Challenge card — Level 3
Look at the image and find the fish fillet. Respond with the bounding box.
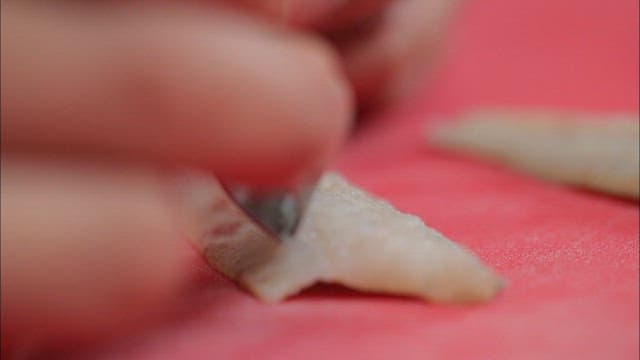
[428,110,639,199]
[183,173,503,304]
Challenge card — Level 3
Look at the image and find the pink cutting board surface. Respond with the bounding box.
[85,0,639,359]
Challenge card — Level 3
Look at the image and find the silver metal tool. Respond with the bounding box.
[222,177,318,238]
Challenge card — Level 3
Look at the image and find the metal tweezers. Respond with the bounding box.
[222,179,318,239]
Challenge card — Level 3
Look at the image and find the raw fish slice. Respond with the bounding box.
[428,110,639,199]
[184,173,503,304]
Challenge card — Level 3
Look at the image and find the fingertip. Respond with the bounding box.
[284,35,354,161]
[129,10,354,187]
[1,2,354,191]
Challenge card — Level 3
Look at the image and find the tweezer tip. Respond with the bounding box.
[224,186,311,238]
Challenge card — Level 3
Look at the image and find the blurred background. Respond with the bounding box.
[421,0,638,112]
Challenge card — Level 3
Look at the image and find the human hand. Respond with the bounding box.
[241,0,463,109]
[1,0,460,352]
[1,0,351,351]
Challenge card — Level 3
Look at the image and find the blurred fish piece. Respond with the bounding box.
[183,173,503,304]
[428,110,639,199]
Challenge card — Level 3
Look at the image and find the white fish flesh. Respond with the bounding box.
[183,173,504,304]
[429,110,639,199]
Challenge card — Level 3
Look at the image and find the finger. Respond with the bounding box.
[1,1,353,189]
[1,155,189,350]
[230,0,291,20]
[227,0,392,31]
[333,0,463,108]
[286,0,392,31]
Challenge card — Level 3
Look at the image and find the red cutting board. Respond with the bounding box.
[86,0,639,358]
